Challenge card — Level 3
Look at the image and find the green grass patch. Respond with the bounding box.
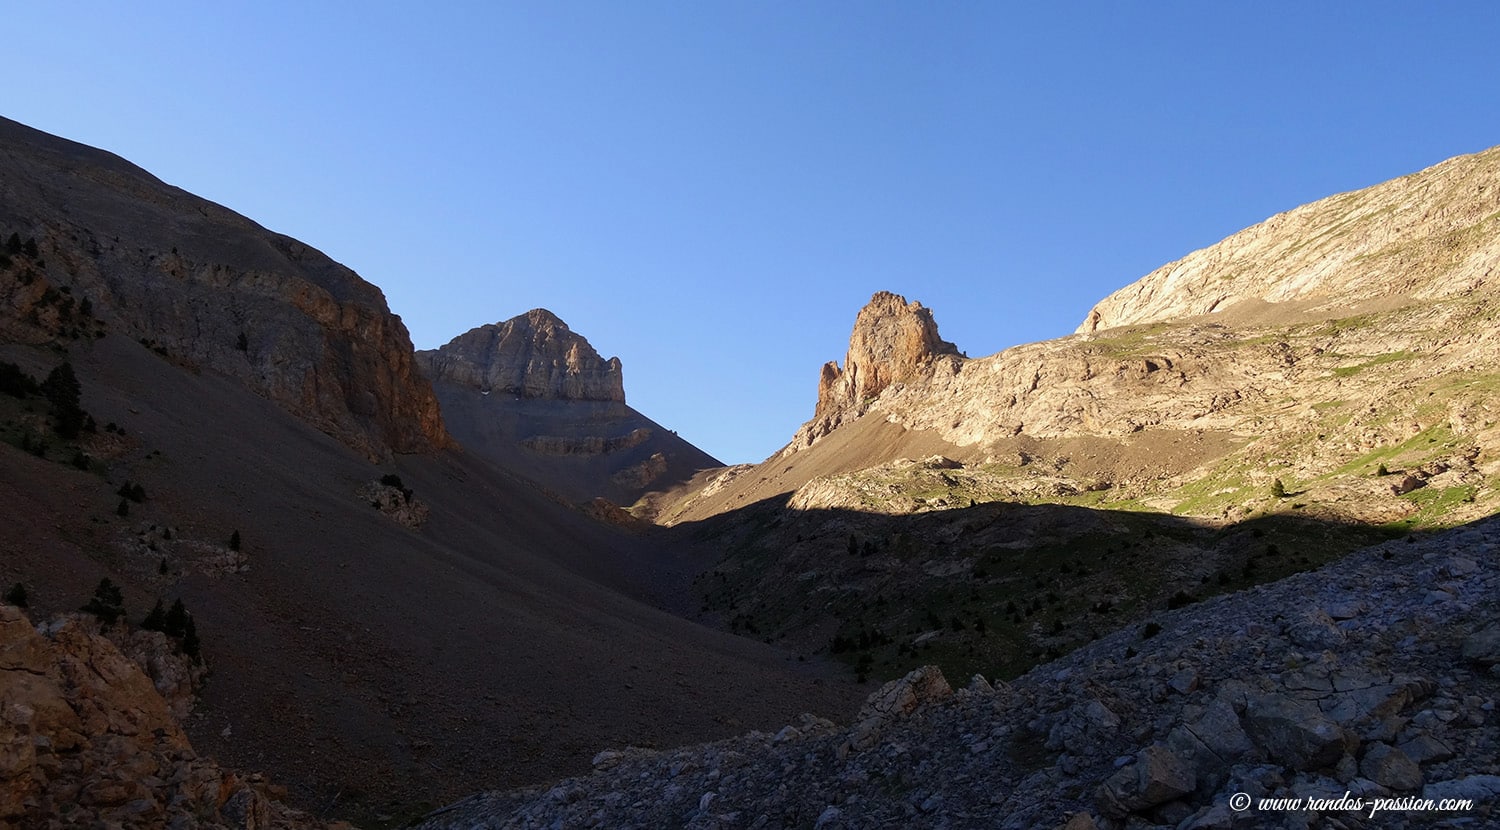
[1331,350,1418,378]
[1331,423,1462,478]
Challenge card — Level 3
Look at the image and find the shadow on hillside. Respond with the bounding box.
[662,493,1447,684]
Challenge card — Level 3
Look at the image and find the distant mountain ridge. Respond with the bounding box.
[418,309,721,507]
[664,143,1500,530]
[418,309,625,402]
[646,142,1500,704]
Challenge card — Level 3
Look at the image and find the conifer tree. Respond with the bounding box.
[141,599,166,632]
[81,578,125,624]
[164,598,189,638]
[4,582,27,608]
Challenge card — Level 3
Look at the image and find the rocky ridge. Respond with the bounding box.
[0,116,451,460]
[0,605,336,829]
[1080,145,1500,334]
[417,516,1500,830]
[673,146,1500,536]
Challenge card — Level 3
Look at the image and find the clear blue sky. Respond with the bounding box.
[5,3,1498,464]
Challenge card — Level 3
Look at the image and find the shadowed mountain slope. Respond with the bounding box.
[0,115,450,461]
[413,145,1500,830]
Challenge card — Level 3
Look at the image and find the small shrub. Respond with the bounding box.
[0,361,38,398]
[228,530,241,552]
[1376,463,1390,477]
[116,499,130,517]
[181,616,201,663]
[42,362,85,439]
[1140,621,1163,640]
[1167,590,1197,610]
[1270,478,1286,499]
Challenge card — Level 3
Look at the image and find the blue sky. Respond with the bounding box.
[6,3,1498,464]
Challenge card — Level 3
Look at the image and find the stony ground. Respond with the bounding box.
[416,515,1500,829]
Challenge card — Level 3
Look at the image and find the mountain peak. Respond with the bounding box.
[417,310,625,402]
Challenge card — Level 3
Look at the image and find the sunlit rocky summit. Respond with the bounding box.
[4,116,1500,830]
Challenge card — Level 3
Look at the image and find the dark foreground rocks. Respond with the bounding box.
[417,519,1500,829]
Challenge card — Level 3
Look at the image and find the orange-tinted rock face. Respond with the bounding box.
[417,309,626,403]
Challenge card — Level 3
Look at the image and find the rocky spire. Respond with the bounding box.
[791,291,963,452]
[417,309,626,402]
[815,291,961,417]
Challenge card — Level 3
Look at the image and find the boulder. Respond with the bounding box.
[1244,693,1355,771]
[1097,745,1196,817]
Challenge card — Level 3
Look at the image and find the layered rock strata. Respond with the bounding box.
[1080,145,1500,333]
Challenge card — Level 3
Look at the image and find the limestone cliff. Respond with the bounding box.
[0,116,452,460]
[416,309,625,402]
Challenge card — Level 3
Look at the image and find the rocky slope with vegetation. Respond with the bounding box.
[655,144,1500,693]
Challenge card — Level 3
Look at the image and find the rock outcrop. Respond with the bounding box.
[0,605,337,829]
[417,309,625,402]
[791,291,964,451]
[0,116,452,460]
